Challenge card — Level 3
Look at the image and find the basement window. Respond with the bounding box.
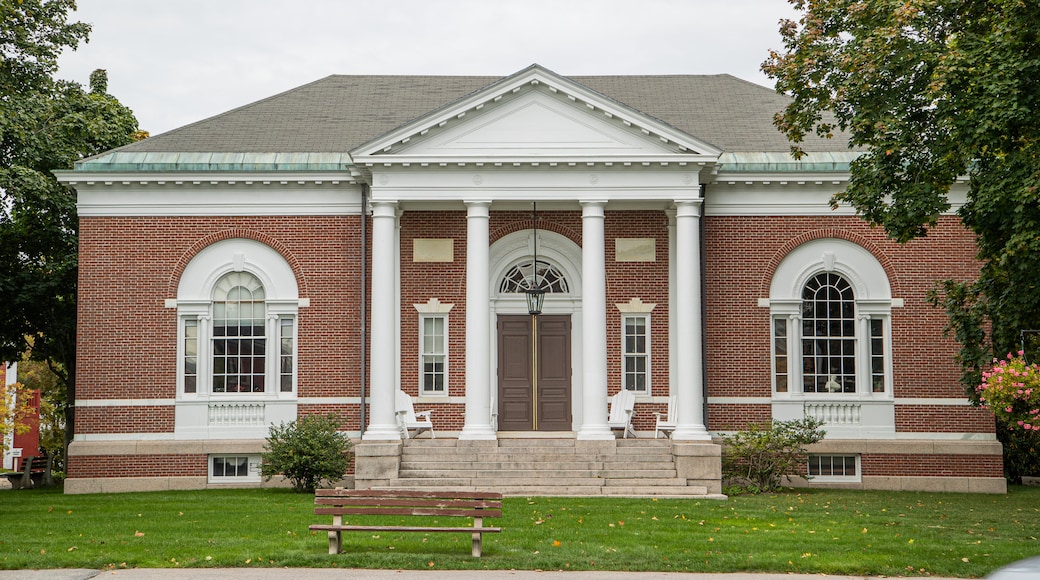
[807,454,860,483]
[209,454,261,484]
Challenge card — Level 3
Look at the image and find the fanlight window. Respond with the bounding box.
[499,260,569,294]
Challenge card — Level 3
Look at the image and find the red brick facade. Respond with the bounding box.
[68,208,1003,488]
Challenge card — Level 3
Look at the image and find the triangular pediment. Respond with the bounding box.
[351,64,722,163]
[400,92,675,156]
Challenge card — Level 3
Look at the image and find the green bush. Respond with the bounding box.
[260,413,352,493]
[721,416,826,494]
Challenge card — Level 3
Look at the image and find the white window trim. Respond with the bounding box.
[208,454,262,484]
[807,453,861,483]
[170,239,304,404]
[617,298,656,397]
[414,298,453,397]
[762,239,899,402]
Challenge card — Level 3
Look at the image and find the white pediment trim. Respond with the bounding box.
[350,64,722,163]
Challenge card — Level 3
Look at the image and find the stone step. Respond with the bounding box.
[400,449,674,462]
[400,461,608,471]
[603,477,687,486]
[600,485,712,497]
[398,468,679,480]
[400,455,675,466]
[400,460,676,472]
[375,481,716,498]
[389,476,610,487]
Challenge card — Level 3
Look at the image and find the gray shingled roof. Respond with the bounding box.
[116,73,850,156]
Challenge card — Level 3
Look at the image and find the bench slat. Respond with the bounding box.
[315,507,502,518]
[315,497,501,509]
[310,525,501,533]
[316,489,502,500]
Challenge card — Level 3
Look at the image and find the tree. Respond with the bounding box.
[762,0,1040,387]
[1,0,140,456]
[1,379,34,455]
[763,1,1040,479]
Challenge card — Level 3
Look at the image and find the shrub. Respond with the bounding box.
[260,413,352,493]
[721,416,826,493]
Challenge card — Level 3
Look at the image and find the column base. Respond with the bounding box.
[672,425,713,441]
[576,424,615,440]
[361,424,403,441]
[459,424,497,440]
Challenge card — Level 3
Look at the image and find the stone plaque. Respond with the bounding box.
[413,239,454,262]
[615,238,656,262]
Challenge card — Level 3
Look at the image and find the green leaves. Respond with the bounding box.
[721,417,826,494]
[0,0,139,458]
[260,414,352,493]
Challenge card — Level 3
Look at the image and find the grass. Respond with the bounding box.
[0,486,1038,577]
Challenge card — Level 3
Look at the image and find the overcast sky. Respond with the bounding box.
[56,0,799,137]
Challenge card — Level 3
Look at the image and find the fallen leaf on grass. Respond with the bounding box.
[134,531,145,537]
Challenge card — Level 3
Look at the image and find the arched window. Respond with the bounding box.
[767,238,895,399]
[212,272,267,393]
[801,273,856,394]
[498,260,569,294]
[175,238,301,401]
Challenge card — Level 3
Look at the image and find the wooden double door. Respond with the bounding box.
[497,315,572,431]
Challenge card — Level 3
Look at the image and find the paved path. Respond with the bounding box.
[0,570,965,580]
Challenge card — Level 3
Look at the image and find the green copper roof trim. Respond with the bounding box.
[73,151,861,174]
[717,151,860,173]
[74,152,356,172]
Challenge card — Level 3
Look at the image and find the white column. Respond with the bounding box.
[460,201,496,440]
[362,201,402,440]
[577,201,613,440]
[672,200,711,440]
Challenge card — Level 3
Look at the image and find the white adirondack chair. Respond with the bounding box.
[395,390,434,439]
[654,395,677,439]
[606,389,636,439]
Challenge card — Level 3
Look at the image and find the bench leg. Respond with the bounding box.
[327,531,341,555]
[471,532,482,557]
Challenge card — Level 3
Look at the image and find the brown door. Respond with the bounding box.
[497,315,572,431]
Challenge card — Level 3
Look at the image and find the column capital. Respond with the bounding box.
[673,199,703,218]
[579,200,608,212]
[370,200,397,217]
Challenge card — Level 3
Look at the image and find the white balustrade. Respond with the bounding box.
[208,402,266,425]
[804,402,862,425]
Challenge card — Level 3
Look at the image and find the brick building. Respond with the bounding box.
[56,65,1004,494]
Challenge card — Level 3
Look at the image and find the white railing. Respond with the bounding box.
[804,402,862,425]
[208,402,266,425]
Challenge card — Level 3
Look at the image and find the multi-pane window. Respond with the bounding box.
[212,273,267,394]
[280,318,294,393]
[499,260,569,294]
[209,454,261,482]
[623,315,649,393]
[801,273,856,394]
[808,454,860,480]
[420,315,446,395]
[773,318,788,393]
[212,455,250,477]
[183,319,198,394]
[869,319,885,393]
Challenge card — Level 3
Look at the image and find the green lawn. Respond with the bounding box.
[0,485,1037,577]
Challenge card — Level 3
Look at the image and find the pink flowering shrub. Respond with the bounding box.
[979,351,1040,432]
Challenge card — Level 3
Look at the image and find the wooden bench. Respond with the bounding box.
[309,489,502,557]
[1,455,54,490]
